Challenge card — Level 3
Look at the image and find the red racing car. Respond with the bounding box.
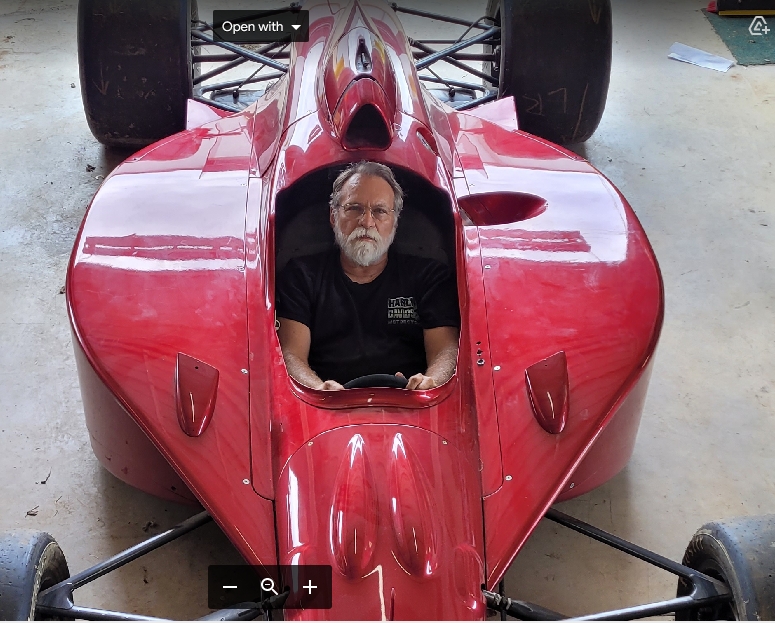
[2,0,774,620]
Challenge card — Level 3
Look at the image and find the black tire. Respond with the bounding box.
[484,0,612,145]
[677,515,775,620]
[0,531,70,620]
[77,0,197,148]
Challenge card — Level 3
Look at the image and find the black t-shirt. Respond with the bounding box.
[276,249,459,385]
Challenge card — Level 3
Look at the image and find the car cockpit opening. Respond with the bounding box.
[272,164,461,398]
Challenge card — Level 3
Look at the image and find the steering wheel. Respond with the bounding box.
[343,374,408,389]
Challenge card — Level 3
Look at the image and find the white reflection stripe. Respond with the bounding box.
[77,256,243,271]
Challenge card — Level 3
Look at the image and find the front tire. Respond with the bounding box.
[677,515,775,620]
[78,0,197,147]
[0,531,70,620]
[484,0,612,145]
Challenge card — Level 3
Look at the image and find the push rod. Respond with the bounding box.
[453,91,498,110]
[52,512,212,592]
[192,39,285,57]
[391,4,492,29]
[194,58,248,85]
[199,72,284,93]
[37,513,212,620]
[569,595,725,621]
[191,31,288,72]
[545,509,733,619]
[415,52,497,87]
[415,38,492,44]
[546,509,712,579]
[195,54,242,63]
[418,75,488,92]
[414,26,500,70]
[413,52,498,62]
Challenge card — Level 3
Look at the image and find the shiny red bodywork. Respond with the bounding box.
[67,1,663,619]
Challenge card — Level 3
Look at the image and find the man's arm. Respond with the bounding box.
[277,317,344,391]
[404,326,459,390]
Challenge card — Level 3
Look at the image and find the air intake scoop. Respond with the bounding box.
[321,4,397,150]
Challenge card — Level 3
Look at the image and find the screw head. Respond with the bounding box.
[569,482,575,489]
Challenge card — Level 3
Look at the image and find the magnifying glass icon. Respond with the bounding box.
[260,577,278,595]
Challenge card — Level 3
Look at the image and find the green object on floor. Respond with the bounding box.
[702,10,775,65]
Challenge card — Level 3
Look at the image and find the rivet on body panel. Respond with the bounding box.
[477,359,485,366]
[242,479,250,485]
[484,265,491,269]
[569,482,575,489]
[493,365,501,371]
[308,441,313,446]
[241,368,248,374]
[442,440,448,445]
[505,475,512,481]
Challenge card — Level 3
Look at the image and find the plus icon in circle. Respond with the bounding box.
[303,580,317,595]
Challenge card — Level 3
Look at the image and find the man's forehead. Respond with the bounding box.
[342,173,394,199]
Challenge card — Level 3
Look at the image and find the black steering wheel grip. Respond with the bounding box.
[342,374,409,389]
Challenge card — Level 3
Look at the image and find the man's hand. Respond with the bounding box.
[395,372,436,390]
[395,327,459,390]
[317,379,345,391]
[406,373,436,390]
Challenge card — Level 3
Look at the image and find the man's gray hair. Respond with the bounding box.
[329,161,404,217]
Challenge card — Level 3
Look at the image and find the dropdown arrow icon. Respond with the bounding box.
[291,24,300,30]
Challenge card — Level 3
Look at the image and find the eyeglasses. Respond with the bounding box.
[337,203,395,222]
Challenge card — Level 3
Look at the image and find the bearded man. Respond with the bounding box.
[276,161,460,391]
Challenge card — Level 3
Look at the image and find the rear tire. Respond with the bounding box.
[77,0,197,147]
[677,515,775,620]
[0,531,70,620]
[484,0,612,145]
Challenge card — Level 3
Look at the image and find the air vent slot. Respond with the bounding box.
[343,104,391,150]
[457,192,546,226]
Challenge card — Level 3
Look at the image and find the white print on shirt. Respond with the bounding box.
[387,296,419,325]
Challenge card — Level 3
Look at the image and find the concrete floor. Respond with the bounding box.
[1,0,774,619]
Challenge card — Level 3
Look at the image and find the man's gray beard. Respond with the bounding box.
[333,221,396,267]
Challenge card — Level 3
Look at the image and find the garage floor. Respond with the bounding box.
[1,0,774,619]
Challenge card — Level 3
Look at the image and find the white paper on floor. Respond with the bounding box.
[668,42,735,72]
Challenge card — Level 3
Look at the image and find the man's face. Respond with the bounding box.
[331,173,398,267]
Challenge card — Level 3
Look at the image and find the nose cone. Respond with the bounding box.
[321,3,397,150]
